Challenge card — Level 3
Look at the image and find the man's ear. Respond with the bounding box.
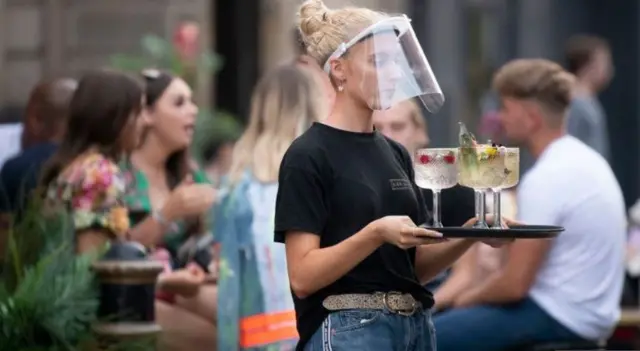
[526,101,548,129]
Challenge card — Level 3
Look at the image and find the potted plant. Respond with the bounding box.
[0,200,154,350]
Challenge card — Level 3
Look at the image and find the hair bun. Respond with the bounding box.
[298,0,330,38]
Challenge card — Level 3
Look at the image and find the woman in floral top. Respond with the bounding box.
[122,69,217,350]
[41,70,143,251]
[41,69,217,350]
[212,64,325,350]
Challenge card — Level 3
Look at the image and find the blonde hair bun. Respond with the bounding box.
[296,0,384,65]
[298,0,329,38]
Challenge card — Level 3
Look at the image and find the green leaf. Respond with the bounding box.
[141,34,172,60]
[109,54,148,73]
[0,199,132,349]
[190,110,243,165]
[166,52,185,76]
[198,52,224,74]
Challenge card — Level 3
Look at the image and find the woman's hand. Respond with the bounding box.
[371,215,445,249]
[159,264,206,297]
[160,175,216,221]
[462,215,520,248]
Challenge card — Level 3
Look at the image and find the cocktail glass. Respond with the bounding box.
[414,148,459,228]
[490,147,520,229]
[458,144,508,228]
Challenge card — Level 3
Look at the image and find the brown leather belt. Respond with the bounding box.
[322,291,422,316]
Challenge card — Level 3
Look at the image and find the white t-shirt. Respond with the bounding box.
[0,123,22,168]
[518,135,626,340]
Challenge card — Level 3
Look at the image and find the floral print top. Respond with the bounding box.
[46,152,130,237]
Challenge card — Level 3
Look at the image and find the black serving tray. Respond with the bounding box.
[419,224,564,239]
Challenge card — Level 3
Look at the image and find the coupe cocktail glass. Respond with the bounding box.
[414,148,459,228]
[458,144,508,228]
[490,147,520,229]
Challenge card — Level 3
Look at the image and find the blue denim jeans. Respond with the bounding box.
[434,297,586,351]
[304,308,436,351]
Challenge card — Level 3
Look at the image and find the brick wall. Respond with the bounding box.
[259,0,408,73]
[0,0,212,106]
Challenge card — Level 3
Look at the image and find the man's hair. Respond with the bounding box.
[565,35,610,75]
[493,59,575,126]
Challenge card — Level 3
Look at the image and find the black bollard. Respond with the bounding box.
[91,241,164,348]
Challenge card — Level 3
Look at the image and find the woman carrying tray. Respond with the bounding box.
[274,1,512,350]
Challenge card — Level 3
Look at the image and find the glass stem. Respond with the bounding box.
[474,190,488,228]
[432,189,442,228]
[474,190,481,218]
[492,189,503,228]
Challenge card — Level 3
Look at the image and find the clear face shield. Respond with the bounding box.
[323,15,444,113]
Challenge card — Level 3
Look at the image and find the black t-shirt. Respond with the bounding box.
[0,142,57,214]
[274,123,433,349]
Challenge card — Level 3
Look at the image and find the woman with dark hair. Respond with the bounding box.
[41,70,145,252]
[121,69,216,350]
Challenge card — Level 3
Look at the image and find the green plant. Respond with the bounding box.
[192,109,243,165]
[111,34,222,83]
[0,198,150,350]
[110,34,222,88]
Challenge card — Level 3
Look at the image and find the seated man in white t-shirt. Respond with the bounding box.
[434,59,626,351]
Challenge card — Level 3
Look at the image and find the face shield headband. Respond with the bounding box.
[321,15,445,113]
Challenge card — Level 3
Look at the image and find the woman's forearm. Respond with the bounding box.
[415,239,474,284]
[128,216,165,247]
[288,224,383,299]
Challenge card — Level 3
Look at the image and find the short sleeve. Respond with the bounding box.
[274,154,329,243]
[60,155,130,236]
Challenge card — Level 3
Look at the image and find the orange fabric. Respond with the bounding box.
[240,310,298,348]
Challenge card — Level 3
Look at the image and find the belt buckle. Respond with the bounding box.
[382,291,417,316]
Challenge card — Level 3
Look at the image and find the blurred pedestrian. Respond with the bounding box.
[564,35,613,161]
[0,78,76,215]
[213,63,323,350]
